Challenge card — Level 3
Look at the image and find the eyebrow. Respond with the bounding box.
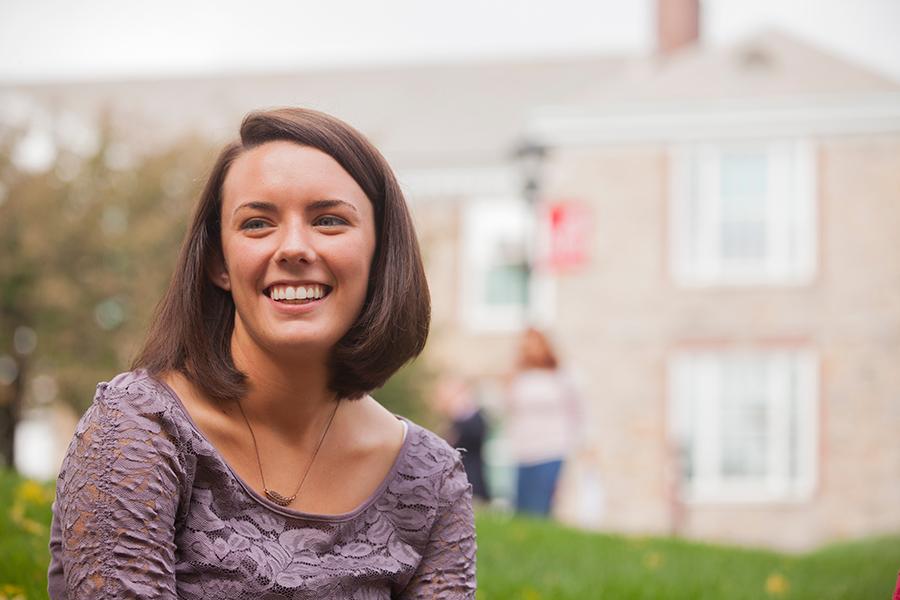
[232,199,360,217]
[232,201,276,216]
[307,199,360,214]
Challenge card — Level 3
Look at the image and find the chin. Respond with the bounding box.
[236,316,350,359]
[265,331,343,356]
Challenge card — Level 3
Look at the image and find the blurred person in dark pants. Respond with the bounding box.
[433,377,491,504]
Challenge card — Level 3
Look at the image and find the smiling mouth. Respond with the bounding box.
[264,283,332,304]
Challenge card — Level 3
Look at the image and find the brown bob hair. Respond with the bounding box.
[133,107,430,401]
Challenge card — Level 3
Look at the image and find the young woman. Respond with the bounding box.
[48,108,476,598]
[504,328,582,517]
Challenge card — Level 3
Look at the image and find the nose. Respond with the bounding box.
[274,224,317,265]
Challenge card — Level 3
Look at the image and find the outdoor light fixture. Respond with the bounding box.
[513,139,547,208]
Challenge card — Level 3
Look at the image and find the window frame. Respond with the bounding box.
[669,140,817,287]
[459,197,555,332]
[667,347,819,504]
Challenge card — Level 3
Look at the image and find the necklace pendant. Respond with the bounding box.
[265,489,296,507]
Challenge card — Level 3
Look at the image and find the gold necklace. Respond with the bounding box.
[235,396,340,507]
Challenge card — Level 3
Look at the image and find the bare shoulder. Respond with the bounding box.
[355,398,463,474]
[158,370,219,413]
[343,395,407,456]
[157,370,237,438]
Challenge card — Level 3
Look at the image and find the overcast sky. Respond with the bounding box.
[1,0,898,83]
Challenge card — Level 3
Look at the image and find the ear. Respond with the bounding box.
[207,250,231,291]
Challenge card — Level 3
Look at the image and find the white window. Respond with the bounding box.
[670,141,816,286]
[460,197,554,332]
[668,349,818,503]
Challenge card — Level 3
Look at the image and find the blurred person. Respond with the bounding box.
[47,108,476,598]
[432,376,491,504]
[504,327,583,517]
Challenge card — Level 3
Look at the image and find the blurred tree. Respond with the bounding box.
[0,116,212,469]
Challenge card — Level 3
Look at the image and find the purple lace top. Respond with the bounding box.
[47,370,476,599]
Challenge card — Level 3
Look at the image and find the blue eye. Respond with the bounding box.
[241,218,268,230]
[315,215,348,227]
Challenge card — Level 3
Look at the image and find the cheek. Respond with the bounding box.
[222,240,268,290]
[340,244,375,316]
[333,233,376,284]
[347,254,373,300]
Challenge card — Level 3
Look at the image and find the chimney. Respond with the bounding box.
[657,0,700,55]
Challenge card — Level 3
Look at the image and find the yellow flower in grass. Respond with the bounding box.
[9,500,46,536]
[510,524,528,542]
[642,551,664,570]
[0,583,26,600]
[521,586,542,600]
[765,572,790,596]
[17,479,50,505]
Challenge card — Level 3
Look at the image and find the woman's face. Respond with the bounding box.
[214,141,376,357]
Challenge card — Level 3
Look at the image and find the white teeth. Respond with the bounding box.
[269,284,327,301]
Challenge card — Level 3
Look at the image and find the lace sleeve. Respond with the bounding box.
[48,382,185,599]
[399,453,477,599]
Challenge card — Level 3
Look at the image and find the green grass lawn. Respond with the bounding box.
[2,471,897,599]
[0,472,54,600]
[475,510,900,599]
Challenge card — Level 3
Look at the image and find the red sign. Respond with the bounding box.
[538,200,592,272]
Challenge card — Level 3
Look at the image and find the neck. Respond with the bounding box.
[230,321,336,438]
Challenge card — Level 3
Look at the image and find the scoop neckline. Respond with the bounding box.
[152,374,413,523]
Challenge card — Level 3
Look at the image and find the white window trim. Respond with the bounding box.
[527,93,900,146]
[460,197,555,332]
[668,348,819,504]
[669,140,817,287]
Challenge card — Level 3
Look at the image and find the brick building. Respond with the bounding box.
[4,30,899,550]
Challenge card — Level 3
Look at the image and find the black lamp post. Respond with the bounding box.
[515,139,547,208]
[513,139,547,321]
